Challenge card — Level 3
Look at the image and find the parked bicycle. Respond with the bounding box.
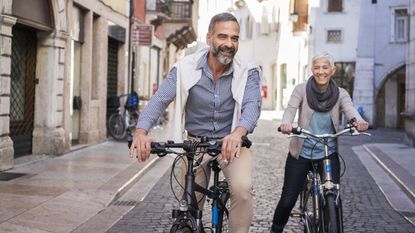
[128,136,252,233]
[279,118,370,233]
[107,92,140,140]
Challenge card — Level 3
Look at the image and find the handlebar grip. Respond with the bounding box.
[150,142,168,157]
[241,136,252,148]
[291,127,302,135]
[278,126,302,135]
[127,135,133,149]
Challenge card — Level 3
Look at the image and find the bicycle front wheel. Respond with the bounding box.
[300,186,317,233]
[325,194,339,233]
[170,225,192,233]
[303,212,316,233]
[107,113,127,140]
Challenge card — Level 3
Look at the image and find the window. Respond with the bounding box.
[327,30,342,43]
[332,62,355,97]
[279,63,287,110]
[328,0,342,12]
[72,5,85,43]
[260,6,270,35]
[391,8,408,42]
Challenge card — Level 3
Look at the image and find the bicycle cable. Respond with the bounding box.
[338,152,346,178]
[170,154,187,202]
[169,145,213,205]
[309,137,344,179]
[320,138,347,178]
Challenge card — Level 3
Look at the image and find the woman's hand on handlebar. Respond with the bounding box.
[278,123,293,134]
[129,128,152,162]
[353,121,369,132]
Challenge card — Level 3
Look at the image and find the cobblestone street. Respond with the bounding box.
[107,119,415,233]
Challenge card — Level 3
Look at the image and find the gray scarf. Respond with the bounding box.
[306,76,339,112]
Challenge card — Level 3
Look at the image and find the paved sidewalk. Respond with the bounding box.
[0,126,169,233]
[354,140,415,225]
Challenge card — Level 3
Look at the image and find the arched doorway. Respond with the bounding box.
[375,65,406,128]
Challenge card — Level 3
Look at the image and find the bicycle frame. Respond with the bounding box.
[286,122,370,233]
[146,137,251,233]
[175,154,229,233]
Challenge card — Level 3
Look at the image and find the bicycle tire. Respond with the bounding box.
[304,212,316,233]
[107,113,127,140]
[300,186,317,233]
[337,197,344,233]
[170,225,192,233]
[325,194,338,233]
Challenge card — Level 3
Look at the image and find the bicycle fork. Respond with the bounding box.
[311,172,320,223]
[209,160,229,233]
[172,154,204,233]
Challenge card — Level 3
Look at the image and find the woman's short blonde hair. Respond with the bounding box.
[312,52,335,67]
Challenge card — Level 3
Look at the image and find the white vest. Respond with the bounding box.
[171,47,259,142]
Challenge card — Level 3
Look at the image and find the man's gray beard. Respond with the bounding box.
[216,54,233,65]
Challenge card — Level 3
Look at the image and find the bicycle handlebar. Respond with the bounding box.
[278,118,371,139]
[150,136,252,157]
[287,126,371,139]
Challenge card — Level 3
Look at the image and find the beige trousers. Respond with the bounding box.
[180,144,253,233]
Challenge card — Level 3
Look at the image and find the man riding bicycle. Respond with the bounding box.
[129,12,262,233]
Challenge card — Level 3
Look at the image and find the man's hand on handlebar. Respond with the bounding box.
[221,127,247,165]
[129,128,153,162]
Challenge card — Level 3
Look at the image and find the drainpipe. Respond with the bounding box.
[128,0,135,93]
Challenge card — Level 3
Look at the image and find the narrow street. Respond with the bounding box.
[107,119,415,233]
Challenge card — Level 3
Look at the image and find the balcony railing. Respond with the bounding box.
[152,0,192,20]
[170,1,192,19]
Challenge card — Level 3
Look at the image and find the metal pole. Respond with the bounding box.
[128,0,135,93]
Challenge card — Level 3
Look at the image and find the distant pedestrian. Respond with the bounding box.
[270,52,369,233]
[129,12,262,233]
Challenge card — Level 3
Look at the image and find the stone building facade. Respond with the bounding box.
[354,0,408,129]
[403,0,415,146]
[0,0,130,171]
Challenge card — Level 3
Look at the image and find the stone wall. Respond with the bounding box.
[404,0,415,146]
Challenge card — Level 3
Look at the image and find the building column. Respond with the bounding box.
[353,57,375,125]
[384,78,399,128]
[78,12,108,144]
[403,0,415,146]
[0,15,16,170]
[32,32,67,155]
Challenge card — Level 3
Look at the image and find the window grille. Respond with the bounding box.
[327,30,342,43]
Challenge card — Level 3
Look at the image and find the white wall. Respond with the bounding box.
[308,0,361,67]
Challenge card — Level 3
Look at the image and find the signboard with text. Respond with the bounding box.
[132,24,153,46]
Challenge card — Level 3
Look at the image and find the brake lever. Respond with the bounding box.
[352,132,371,136]
[288,134,307,139]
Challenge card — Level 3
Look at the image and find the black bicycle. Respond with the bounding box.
[107,92,139,140]
[280,119,370,233]
[129,136,251,233]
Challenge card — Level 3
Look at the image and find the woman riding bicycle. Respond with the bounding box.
[270,52,369,233]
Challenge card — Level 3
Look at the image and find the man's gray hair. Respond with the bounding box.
[312,52,335,67]
[208,12,239,33]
